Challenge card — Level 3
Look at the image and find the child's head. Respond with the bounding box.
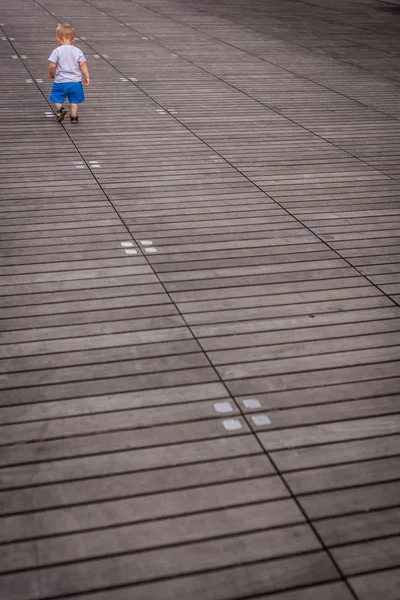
[56,23,75,44]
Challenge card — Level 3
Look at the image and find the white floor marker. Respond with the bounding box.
[213,402,233,414]
[222,419,243,431]
[251,415,271,426]
[243,399,261,409]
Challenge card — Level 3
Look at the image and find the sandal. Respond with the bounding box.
[56,107,67,122]
[70,115,79,123]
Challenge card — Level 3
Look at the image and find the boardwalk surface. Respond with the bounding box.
[1,0,400,598]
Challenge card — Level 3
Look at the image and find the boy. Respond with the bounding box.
[48,23,90,123]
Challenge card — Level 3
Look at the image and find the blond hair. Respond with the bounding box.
[56,23,75,41]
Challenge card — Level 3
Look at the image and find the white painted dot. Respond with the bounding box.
[93,54,100,58]
[74,161,83,164]
[251,415,271,426]
[145,247,157,253]
[243,399,261,409]
[142,36,148,40]
[25,78,32,83]
[125,249,138,255]
[75,165,85,169]
[130,77,137,81]
[91,164,101,168]
[81,37,87,40]
[140,240,153,246]
[102,55,109,58]
[120,241,134,247]
[9,37,14,40]
[223,419,243,431]
[214,402,233,414]
[36,79,43,82]
[21,55,26,58]
[11,55,17,58]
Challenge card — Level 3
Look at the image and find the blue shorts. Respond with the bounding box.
[50,81,85,104]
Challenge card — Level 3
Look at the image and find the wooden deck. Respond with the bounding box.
[1,0,400,598]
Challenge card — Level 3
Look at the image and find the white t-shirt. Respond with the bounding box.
[48,45,86,83]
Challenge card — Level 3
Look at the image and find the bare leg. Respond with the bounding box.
[70,103,78,117]
[55,103,63,110]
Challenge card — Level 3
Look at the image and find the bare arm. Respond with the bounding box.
[48,61,57,79]
[79,61,90,85]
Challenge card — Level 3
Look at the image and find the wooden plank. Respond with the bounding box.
[284,456,400,494]
[0,452,270,516]
[245,396,400,433]
[271,434,400,471]
[1,553,340,600]
[0,529,323,600]
[299,481,400,519]
[0,476,288,543]
[0,418,252,469]
[258,414,400,451]
[0,381,227,421]
[0,498,304,572]
[349,568,400,600]
[333,536,400,575]
[316,507,400,546]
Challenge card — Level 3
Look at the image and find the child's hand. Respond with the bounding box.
[83,77,90,86]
